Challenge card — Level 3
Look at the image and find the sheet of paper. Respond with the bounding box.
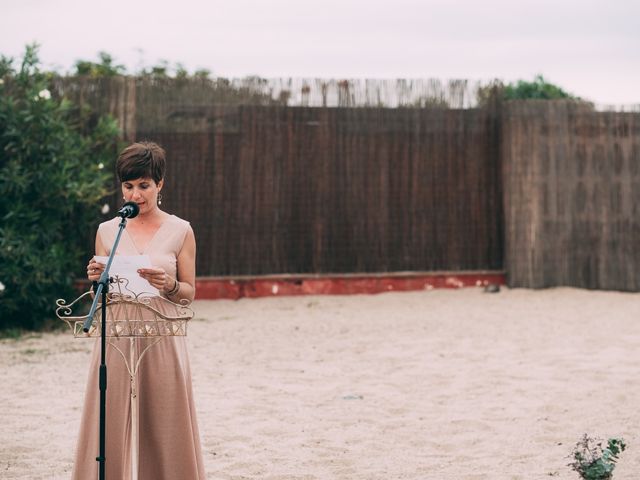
[94,255,159,297]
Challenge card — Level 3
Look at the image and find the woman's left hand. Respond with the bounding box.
[138,267,172,292]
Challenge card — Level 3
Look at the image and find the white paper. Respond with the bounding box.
[94,255,159,296]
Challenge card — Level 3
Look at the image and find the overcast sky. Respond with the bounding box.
[2,0,639,104]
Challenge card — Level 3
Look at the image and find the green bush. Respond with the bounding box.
[74,51,126,77]
[569,435,626,480]
[0,45,120,331]
[504,74,576,100]
[476,75,581,106]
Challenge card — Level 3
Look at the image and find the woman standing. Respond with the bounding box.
[74,142,205,479]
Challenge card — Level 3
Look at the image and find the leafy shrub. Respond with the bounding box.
[476,75,580,106]
[74,51,126,77]
[569,435,626,480]
[504,74,576,100]
[0,45,120,331]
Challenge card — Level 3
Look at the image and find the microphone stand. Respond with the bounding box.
[83,214,130,480]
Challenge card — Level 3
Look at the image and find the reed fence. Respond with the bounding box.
[53,77,640,290]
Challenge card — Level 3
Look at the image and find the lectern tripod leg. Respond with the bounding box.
[129,339,139,480]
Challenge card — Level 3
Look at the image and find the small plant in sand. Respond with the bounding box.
[568,435,626,480]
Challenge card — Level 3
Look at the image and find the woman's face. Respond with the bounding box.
[122,177,164,216]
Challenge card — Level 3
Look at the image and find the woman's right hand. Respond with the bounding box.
[87,259,105,282]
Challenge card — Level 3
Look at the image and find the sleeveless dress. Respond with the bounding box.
[72,215,205,480]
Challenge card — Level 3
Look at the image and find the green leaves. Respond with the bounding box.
[504,75,576,100]
[569,435,626,480]
[74,51,126,77]
[0,44,119,331]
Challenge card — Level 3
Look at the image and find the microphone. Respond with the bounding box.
[117,201,140,219]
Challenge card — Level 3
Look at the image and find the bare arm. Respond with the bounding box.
[165,226,196,303]
[170,227,196,302]
[133,226,197,303]
[95,232,108,256]
[87,231,108,281]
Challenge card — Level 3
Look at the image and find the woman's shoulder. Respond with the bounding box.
[165,214,191,230]
[161,214,193,252]
[97,216,121,232]
[168,215,193,242]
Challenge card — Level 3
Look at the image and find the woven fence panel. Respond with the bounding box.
[502,101,640,289]
[136,103,502,275]
[45,78,640,287]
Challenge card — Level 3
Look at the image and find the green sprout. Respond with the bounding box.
[568,435,626,480]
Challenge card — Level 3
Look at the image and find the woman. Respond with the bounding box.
[73,142,205,479]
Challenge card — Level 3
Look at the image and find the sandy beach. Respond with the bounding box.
[1,287,639,479]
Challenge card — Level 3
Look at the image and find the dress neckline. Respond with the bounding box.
[124,215,174,254]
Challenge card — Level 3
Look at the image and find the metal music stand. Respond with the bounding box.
[56,276,194,480]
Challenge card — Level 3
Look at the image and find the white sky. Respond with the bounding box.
[2,0,639,104]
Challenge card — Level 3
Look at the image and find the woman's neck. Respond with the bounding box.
[130,207,167,226]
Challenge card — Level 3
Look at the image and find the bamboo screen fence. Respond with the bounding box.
[53,77,640,290]
[502,101,640,289]
[152,106,502,275]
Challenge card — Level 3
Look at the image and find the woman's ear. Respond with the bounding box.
[157,179,164,191]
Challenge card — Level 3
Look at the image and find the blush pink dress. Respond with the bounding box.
[72,215,205,480]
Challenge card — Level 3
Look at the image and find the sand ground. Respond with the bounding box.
[1,287,639,479]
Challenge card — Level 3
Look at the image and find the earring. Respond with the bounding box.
[158,193,163,205]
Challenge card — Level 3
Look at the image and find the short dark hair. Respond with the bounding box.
[116,141,166,184]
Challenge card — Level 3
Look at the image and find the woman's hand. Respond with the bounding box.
[87,259,105,282]
[138,267,174,293]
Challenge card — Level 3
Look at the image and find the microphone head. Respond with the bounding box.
[127,201,140,218]
[119,201,140,219]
